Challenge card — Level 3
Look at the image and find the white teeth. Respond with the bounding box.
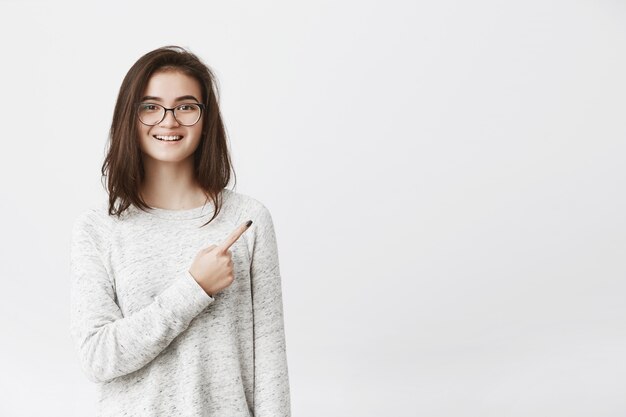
[154,135,182,141]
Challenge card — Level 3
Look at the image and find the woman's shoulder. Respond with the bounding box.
[223,188,271,214]
[221,189,277,247]
[71,200,118,239]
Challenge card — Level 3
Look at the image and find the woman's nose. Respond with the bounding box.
[160,109,180,127]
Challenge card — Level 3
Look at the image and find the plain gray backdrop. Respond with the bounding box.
[0,0,625,416]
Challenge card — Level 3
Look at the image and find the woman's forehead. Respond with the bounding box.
[143,70,202,100]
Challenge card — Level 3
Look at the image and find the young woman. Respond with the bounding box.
[69,46,291,416]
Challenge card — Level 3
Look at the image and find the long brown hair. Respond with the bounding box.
[101,45,235,227]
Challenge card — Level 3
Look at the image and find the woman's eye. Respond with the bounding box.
[177,104,196,112]
[140,104,159,111]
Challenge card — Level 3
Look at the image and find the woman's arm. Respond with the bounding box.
[249,204,291,417]
[69,210,214,383]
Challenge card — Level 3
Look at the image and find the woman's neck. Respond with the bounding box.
[139,157,208,210]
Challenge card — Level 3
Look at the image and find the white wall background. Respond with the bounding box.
[0,0,624,416]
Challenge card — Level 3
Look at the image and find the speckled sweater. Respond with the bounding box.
[69,188,291,417]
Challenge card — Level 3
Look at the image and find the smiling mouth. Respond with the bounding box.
[153,135,183,142]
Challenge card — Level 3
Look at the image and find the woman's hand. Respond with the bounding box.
[188,220,253,297]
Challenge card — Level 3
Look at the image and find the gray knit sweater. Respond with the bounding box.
[69,188,291,416]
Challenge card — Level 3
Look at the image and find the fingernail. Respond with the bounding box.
[246,220,253,228]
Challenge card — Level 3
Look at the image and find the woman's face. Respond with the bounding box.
[137,70,204,165]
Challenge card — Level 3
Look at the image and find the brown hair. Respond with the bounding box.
[101,45,235,227]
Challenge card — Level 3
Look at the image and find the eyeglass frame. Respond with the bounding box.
[136,102,206,126]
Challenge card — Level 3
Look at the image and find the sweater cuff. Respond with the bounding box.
[154,270,214,327]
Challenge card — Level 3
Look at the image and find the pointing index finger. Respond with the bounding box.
[217,220,253,253]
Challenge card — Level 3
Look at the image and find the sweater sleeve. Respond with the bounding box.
[69,210,214,383]
[249,205,291,417]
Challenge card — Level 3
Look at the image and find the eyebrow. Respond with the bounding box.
[141,95,200,103]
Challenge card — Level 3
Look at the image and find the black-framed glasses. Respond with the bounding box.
[137,102,205,126]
